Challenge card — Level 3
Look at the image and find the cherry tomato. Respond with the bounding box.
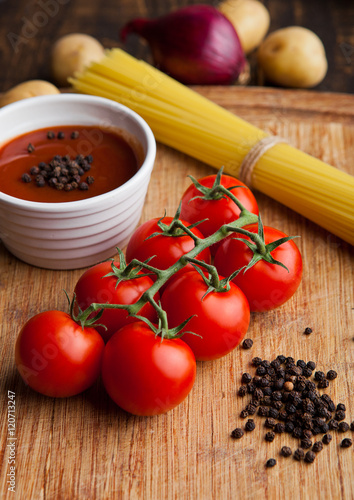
[15,311,104,397]
[125,216,211,285]
[101,321,196,416]
[180,174,259,254]
[161,270,250,361]
[74,261,158,342]
[214,224,303,312]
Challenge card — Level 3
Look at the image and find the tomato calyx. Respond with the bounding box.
[132,314,198,341]
[104,247,155,284]
[66,290,107,330]
[225,216,299,278]
[187,167,247,208]
[145,205,205,240]
[186,258,232,298]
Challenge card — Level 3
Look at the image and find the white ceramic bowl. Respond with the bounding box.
[0,94,156,269]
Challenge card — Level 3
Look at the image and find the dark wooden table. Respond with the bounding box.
[0,0,353,94]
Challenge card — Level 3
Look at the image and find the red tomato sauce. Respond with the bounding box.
[0,125,143,203]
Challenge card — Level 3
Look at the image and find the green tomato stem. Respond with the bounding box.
[79,208,258,326]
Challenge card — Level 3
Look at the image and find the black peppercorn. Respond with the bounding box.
[307,361,316,371]
[300,438,312,449]
[322,434,332,445]
[320,423,329,434]
[302,430,313,439]
[29,166,40,175]
[312,441,323,453]
[274,423,285,434]
[329,419,339,430]
[292,427,303,439]
[258,406,269,417]
[285,422,295,433]
[340,438,352,448]
[253,388,264,400]
[27,143,35,153]
[276,355,286,364]
[252,357,262,366]
[302,367,313,378]
[268,408,279,419]
[265,418,276,429]
[21,173,31,183]
[280,446,292,457]
[317,379,329,389]
[335,410,346,421]
[337,403,346,412]
[242,338,253,349]
[293,448,305,461]
[57,131,65,139]
[71,131,79,139]
[262,387,272,397]
[285,403,297,414]
[264,431,275,442]
[304,451,316,463]
[314,371,325,381]
[326,370,337,380]
[304,327,312,335]
[273,378,284,391]
[350,421,354,431]
[245,404,257,415]
[231,428,244,439]
[240,409,249,419]
[266,458,276,468]
[256,365,266,376]
[245,419,256,432]
[338,422,349,433]
[241,372,252,384]
[271,391,282,402]
[238,385,247,397]
[247,383,255,394]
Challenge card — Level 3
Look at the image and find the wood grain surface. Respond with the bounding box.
[0,87,353,500]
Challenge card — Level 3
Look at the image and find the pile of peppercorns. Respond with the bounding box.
[21,131,95,192]
[231,351,353,468]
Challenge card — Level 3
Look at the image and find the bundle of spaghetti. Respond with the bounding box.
[70,49,354,245]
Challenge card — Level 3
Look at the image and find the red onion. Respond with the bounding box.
[121,5,246,85]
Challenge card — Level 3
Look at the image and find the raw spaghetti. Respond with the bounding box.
[70,49,354,245]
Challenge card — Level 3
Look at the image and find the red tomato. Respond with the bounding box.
[125,216,211,285]
[74,261,158,342]
[180,174,259,254]
[161,270,250,361]
[15,311,104,397]
[214,224,303,312]
[101,321,196,416]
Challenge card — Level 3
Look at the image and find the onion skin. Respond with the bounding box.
[121,5,246,85]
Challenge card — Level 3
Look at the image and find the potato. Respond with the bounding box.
[0,80,60,108]
[51,33,105,86]
[257,26,328,88]
[218,0,270,54]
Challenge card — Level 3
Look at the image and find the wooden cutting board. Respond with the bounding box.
[0,87,353,500]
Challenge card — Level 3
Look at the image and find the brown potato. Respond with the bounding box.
[218,0,270,54]
[51,33,105,86]
[257,26,328,88]
[0,80,60,108]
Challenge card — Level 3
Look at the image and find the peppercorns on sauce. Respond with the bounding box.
[0,126,143,203]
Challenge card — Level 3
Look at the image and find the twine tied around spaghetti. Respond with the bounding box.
[238,136,288,187]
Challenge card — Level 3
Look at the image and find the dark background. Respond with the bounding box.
[0,0,353,93]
